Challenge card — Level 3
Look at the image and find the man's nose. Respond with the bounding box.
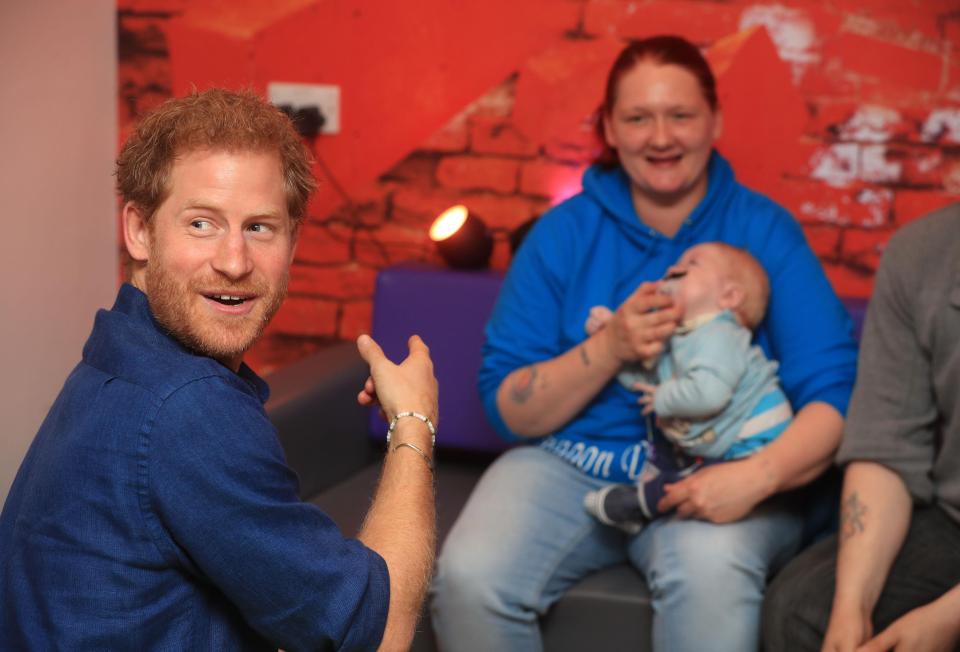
[211,231,253,280]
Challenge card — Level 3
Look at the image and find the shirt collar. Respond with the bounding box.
[675,310,723,335]
[107,284,270,403]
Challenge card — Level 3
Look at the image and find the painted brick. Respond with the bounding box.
[465,193,540,230]
[822,33,942,93]
[709,27,809,191]
[512,38,622,146]
[269,296,338,338]
[886,145,946,187]
[379,153,440,187]
[778,138,833,179]
[801,224,842,259]
[326,196,389,229]
[738,4,824,83]
[288,262,377,299]
[391,186,469,225]
[339,300,373,340]
[822,262,875,299]
[839,6,941,47]
[921,108,960,145]
[471,117,539,158]
[860,144,902,184]
[436,155,519,193]
[354,223,430,267]
[372,222,431,247]
[798,57,859,98]
[544,136,600,165]
[893,190,958,226]
[520,159,585,200]
[944,160,960,194]
[295,221,352,265]
[947,18,960,64]
[463,79,516,120]
[773,179,892,228]
[588,0,739,42]
[421,116,469,153]
[809,143,860,188]
[842,227,894,272]
[812,104,913,143]
[489,237,513,272]
[580,0,624,39]
[246,335,327,377]
[119,0,189,11]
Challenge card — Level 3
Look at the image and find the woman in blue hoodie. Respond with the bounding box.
[431,35,858,652]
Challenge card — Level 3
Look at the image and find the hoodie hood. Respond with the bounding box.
[581,150,736,248]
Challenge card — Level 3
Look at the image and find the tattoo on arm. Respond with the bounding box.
[840,492,867,541]
[510,365,539,404]
[580,344,590,367]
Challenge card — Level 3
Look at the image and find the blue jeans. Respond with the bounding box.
[431,446,804,652]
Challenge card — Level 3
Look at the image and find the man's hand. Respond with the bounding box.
[855,596,960,652]
[657,455,773,523]
[356,334,438,427]
[601,282,681,365]
[633,381,658,415]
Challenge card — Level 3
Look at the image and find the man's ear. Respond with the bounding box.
[122,202,151,263]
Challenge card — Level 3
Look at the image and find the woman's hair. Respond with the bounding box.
[594,35,718,167]
[116,88,316,227]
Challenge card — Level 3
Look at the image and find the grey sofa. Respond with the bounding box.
[264,265,866,651]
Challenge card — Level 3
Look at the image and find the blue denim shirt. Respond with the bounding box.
[0,284,389,650]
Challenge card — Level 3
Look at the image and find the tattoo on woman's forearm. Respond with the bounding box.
[580,345,590,367]
[841,492,867,541]
[510,365,539,404]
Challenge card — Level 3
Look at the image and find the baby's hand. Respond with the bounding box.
[585,305,615,335]
[633,381,658,415]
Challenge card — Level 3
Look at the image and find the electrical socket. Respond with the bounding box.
[268,82,340,135]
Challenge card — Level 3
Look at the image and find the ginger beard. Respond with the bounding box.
[144,246,288,364]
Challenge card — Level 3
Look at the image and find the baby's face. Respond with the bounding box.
[661,244,730,321]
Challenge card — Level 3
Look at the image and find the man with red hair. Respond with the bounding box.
[0,89,438,651]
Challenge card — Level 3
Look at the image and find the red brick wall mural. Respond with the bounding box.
[118,0,960,373]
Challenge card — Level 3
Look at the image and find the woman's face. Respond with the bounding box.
[603,60,721,208]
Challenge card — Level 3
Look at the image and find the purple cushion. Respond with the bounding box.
[369,264,870,453]
[369,264,508,452]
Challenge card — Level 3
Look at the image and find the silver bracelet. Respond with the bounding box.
[392,442,434,472]
[387,411,436,448]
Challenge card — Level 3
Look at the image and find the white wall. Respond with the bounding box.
[0,1,117,505]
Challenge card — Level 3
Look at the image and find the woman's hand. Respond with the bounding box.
[657,454,776,523]
[601,282,682,364]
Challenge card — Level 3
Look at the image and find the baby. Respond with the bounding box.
[583,242,792,532]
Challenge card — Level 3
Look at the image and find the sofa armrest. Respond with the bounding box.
[265,341,379,500]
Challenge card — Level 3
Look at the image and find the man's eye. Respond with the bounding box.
[249,223,271,233]
[190,220,212,231]
[673,113,693,120]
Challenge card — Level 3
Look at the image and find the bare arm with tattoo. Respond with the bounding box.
[821,461,912,651]
[496,282,681,438]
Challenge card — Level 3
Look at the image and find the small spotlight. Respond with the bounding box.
[429,205,493,269]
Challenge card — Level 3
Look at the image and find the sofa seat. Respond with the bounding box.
[266,264,868,651]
